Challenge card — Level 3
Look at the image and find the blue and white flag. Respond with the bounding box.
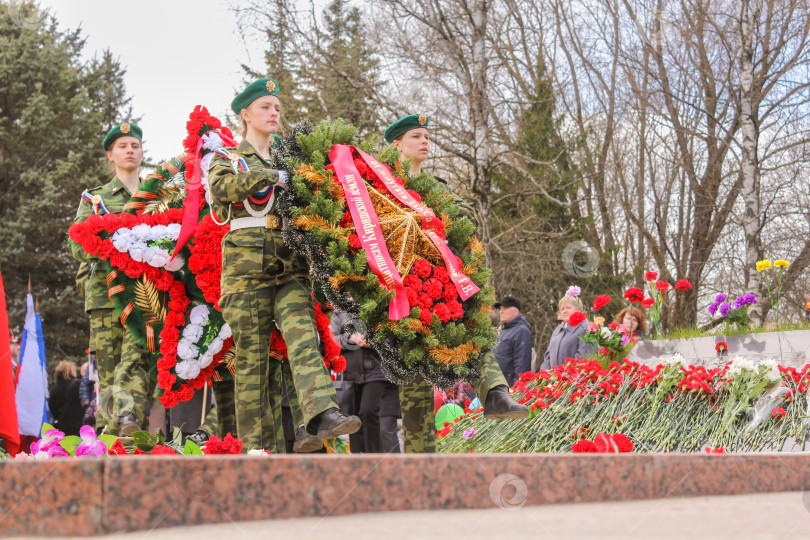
[15,294,48,437]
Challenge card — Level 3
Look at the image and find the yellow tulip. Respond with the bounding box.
[756,260,772,272]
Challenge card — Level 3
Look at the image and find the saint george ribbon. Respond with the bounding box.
[328,145,411,320]
[354,148,480,301]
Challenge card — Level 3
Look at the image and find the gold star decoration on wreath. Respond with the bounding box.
[364,181,444,276]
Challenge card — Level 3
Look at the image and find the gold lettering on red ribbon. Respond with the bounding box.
[328,145,410,320]
[354,148,480,301]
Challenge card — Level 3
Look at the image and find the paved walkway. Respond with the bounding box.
[25,491,810,539]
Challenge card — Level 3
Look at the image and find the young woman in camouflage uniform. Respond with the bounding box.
[207,78,360,452]
[384,114,530,453]
[70,124,152,436]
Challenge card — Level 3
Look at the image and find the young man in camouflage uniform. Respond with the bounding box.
[384,114,530,452]
[207,78,360,452]
[70,123,153,436]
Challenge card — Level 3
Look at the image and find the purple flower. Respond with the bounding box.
[708,302,719,317]
[75,425,107,457]
[715,293,728,303]
[620,334,630,346]
[462,428,476,439]
[565,286,581,297]
[719,301,732,318]
[744,293,758,305]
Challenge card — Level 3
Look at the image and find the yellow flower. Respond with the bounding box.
[774,259,790,268]
[756,260,772,271]
[594,316,605,327]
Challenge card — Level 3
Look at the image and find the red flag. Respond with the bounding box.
[0,269,20,456]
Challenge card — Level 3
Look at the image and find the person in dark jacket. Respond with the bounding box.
[331,309,401,453]
[493,296,534,386]
[49,361,85,436]
[541,295,590,370]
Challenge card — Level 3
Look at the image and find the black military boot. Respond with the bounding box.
[305,407,362,438]
[483,385,530,420]
[293,425,325,453]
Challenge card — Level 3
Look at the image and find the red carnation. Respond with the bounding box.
[348,234,362,250]
[332,356,347,373]
[623,287,644,303]
[339,211,353,228]
[571,440,598,453]
[424,278,444,300]
[593,295,611,312]
[442,283,458,303]
[705,447,726,454]
[412,259,433,279]
[674,279,692,292]
[715,341,728,353]
[655,280,670,293]
[568,311,587,327]
[417,292,433,310]
[608,322,619,330]
[447,300,464,320]
[594,433,618,453]
[403,274,423,291]
[405,287,419,307]
[432,266,450,284]
[203,433,243,455]
[610,433,634,452]
[772,407,787,419]
[641,297,655,309]
[107,439,127,456]
[419,308,434,326]
[644,271,658,282]
[434,303,452,324]
[150,444,177,455]
[406,189,422,202]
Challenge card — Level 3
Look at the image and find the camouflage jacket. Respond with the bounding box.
[208,140,305,294]
[207,139,283,222]
[70,176,137,313]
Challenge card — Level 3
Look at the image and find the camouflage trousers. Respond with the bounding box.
[220,278,338,453]
[89,309,153,434]
[198,379,237,439]
[399,349,507,453]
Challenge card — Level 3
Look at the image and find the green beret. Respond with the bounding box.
[231,78,280,115]
[384,114,429,144]
[102,122,142,151]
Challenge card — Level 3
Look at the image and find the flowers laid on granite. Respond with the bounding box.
[571,433,634,453]
[437,355,810,454]
[202,433,243,455]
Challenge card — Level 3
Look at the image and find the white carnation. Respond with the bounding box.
[189,305,210,326]
[175,360,201,380]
